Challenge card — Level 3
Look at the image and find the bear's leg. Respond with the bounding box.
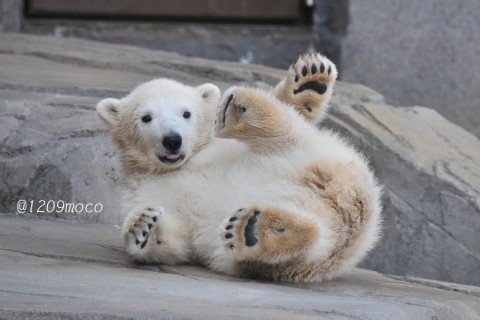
[273,53,337,124]
[123,207,190,264]
[221,206,318,265]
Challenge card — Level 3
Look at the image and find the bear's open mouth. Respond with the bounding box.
[158,154,185,165]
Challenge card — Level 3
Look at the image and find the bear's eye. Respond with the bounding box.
[183,111,191,119]
[141,114,152,123]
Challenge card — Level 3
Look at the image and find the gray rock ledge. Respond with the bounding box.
[1,215,479,320]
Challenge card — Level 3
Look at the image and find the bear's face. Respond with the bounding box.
[97,78,220,175]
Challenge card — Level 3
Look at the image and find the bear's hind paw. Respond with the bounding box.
[126,207,163,250]
[222,206,317,263]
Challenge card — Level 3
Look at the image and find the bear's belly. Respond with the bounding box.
[127,160,304,222]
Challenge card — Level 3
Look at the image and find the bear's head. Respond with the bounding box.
[97,78,221,175]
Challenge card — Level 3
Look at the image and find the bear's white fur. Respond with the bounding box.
[97,54,382,282]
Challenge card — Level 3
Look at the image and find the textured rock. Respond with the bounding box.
[0,91,123,222]
[323,99,480,286]
[0,33,479,287]
[1,215,479,320]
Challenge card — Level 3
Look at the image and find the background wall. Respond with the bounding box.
[0,0,21,31]
[341,1,480,138]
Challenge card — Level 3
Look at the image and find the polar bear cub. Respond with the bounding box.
[97,54,382,281]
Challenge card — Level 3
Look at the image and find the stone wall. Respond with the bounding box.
[2,0,318,69]
[23,21,313,69]
[1,0,351,69]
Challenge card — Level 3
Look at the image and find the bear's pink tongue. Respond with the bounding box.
[166,154,180,160]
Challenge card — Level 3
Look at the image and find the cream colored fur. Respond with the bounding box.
[96,54,382,282]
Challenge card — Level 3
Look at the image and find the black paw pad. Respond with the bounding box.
[141,236,149,249]
[152,216,157,222]
[229,217,238,222]
[148,223,153,229]
[328,65,332,75]
[311,63,317,74]
[320,63,325,73]
[226,225,233,230]
[225,233,234,239]
[244,212,259,247]
[293,81,327,95]
[302,66,308,77]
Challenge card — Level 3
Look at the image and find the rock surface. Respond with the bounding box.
[0,33,479,287]
[1,215,479,320]
[325,92,480,286]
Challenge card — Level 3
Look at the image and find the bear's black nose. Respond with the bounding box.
[162,133,182,152]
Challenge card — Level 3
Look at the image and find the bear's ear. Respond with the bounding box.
[96,98,121,127]
[196,83,221,104]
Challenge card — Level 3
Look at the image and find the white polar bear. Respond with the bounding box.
[97,54,382,281]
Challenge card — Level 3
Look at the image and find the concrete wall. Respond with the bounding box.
[0,0,22,32]
[341,1,480,138]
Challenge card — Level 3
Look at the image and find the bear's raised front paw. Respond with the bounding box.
[290,53,336,98]
[222,207,318,263]
[126,207,163,250]
[275,53,337,123]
